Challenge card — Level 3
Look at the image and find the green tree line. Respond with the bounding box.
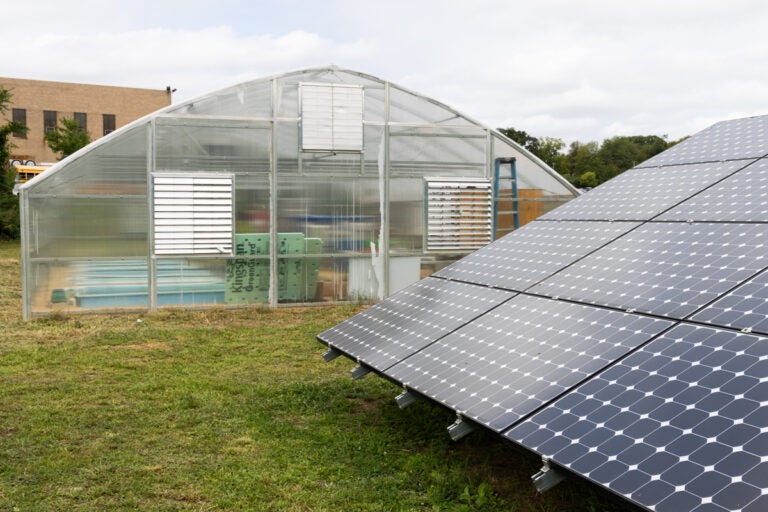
[499,127,686,188]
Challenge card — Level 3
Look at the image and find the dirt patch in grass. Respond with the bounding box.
[117,342,173,351]
[0,426,18,438]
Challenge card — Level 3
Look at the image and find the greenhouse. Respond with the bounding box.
[18,66,577,319]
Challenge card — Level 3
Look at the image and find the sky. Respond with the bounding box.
[3,0,767,144]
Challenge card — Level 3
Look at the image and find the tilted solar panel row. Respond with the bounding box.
[318,114,768,512]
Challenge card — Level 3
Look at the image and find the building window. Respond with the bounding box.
[425,178,493,252]
[44,110,57,134]
[74,112,87,132]
[12,108,26,138]
[103,114,116,135]
[300,83,363,152]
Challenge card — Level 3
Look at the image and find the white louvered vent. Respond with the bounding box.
[153,175,233,255]
[425,178,493,252]
[301,83,363,152]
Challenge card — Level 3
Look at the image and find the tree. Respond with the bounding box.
[575,171,598,189]
[537,136,566,171]
[561,140,606,181]
[500,125,682,189]
[45,117,91,160]
[0,86,28,239]
[598,135,671,182]
[498,127,540,155]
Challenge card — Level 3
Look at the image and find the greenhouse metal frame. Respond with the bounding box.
[18,66,578,319]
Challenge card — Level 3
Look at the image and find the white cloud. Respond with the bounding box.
[2,0,767,144]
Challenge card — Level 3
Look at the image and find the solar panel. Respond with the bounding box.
[541,160,753,221]
[637,115,768,168]
[659,158,768,222]
[434,220,638,291]
[507,323,768,512]
[692,270,768,335]
[319,114,768,512]
[530,222,768,319]
[385,295,672,432]
[317,277,513,371]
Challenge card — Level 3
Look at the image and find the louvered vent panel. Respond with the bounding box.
[153,175,233,255]
[301,83,363,152]
[426,178,493,251]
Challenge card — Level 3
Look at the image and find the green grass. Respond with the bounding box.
[0,240,631,511]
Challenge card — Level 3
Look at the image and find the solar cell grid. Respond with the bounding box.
[507,323,768,512]
[637,115,768,167]
[317,277,513,371]
[434,220,639,290]
[530,222,768,319]
[692,270,768,335]
[318,113,768,512]
[386,295,672,432]
[541,160,752,221]
[659,158,768,222]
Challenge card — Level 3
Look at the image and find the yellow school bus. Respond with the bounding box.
[13,164,50,184]
[12,164,51,194]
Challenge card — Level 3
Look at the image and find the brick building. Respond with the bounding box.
[1,77,171,164]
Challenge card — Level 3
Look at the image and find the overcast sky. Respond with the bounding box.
[3,0,767,144]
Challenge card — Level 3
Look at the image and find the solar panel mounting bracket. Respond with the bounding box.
[531,457,566,493]
[447,416,477,441]
[395,389,419,409]
[350,363,371,380]
[322,347,342,362]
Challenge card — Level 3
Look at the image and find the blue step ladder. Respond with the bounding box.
[493,157,518,239]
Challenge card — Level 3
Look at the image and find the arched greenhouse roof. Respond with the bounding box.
[20,65,577,197]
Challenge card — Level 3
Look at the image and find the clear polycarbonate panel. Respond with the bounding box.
[155,117,271,174]
[362,85,386,124]
[318,277,514,371]
[434,220,639,291]
[317,256,379,302]
[659,158,768,222]
[531,222,768,319]
[234,174,270,233]
[542,160,753,221]
[281,67,384,90]
[167,80,273,118]
[275,121,299,175]
[277,176,381,256]
[637,115,768,167]
[388,85,475,126]
[27,258,149,315]
[299,151,363,176]
[25,124,148,196]
[389,177,424,253]
[27,195,148,259]
[508,323,768,512]
[276,80,299,118]
[154,258,227,308]
[389,126,486,177]
[363,124,385,174]
[386,295,673,432]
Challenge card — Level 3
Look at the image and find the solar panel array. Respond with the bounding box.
[317,114,768,512]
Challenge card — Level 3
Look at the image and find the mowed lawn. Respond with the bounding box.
[0,241,629,511]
